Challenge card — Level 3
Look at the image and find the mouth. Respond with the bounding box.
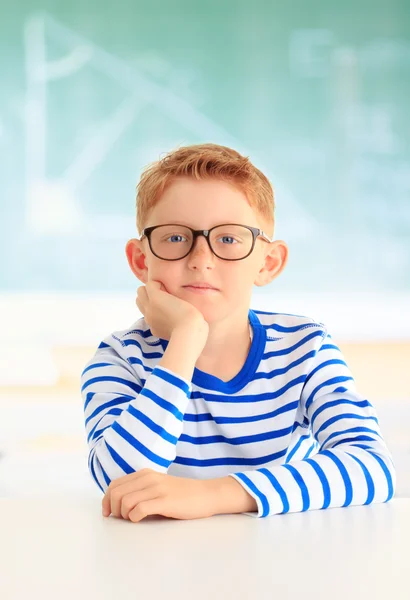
[183,285,219,293]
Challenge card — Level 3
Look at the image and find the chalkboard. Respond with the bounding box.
[0,0,409,292]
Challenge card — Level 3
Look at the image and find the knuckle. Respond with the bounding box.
[154,483,166,495]
[148,472,160,484]
[111,489,120,501]
[137,501,148,516]
[122,497,133,512]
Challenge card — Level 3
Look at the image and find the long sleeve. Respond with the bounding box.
[229,331,397,518]
[81,342,192,493]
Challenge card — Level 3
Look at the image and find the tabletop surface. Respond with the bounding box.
[2,496,409,600]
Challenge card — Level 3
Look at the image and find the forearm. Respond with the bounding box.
[208,475,258,516]
[85,322,207,491]
[159,320,208,381]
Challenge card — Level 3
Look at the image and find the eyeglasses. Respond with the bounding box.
[140,223,273,261]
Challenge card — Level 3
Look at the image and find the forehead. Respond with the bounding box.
[146,177,262,228]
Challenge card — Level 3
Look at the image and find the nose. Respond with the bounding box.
[186,235,215,269]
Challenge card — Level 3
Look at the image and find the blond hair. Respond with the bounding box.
[136,143,275,235]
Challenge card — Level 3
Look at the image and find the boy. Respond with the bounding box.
[81,143,396,522]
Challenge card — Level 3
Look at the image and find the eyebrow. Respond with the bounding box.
[153,221,243,228]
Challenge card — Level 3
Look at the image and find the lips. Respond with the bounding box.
[184,284,218,290]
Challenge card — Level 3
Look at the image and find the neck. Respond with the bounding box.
[195,316,252,367]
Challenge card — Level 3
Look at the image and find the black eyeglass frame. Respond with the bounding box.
[139,223,273,261]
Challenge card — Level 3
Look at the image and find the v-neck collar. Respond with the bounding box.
[158,309,266,393]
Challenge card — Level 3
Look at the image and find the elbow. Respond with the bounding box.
[88,446,111,494]
[365,448,397,503]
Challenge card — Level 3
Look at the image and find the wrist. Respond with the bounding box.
[207,475,258,516]
[172,319,209,348]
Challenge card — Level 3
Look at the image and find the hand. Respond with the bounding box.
[136,280,209,341]
[101,469,218,523]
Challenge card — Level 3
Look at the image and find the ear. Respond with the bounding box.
[254,240,289,287]
[125,238,149,284]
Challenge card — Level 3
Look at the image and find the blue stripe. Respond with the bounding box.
[234,473,270,517]
[268,323,320,333]
[319,343,341,353]
[87,407,123,442]
[81,363,117,378]
[140,388,184,421]
[89,453,105,492]
[311,398,372,428]
[111,422,171,468]
[183,402,299,424]
[127,404,178,444]
[174,447,288,468]
[91,425,111,442]
[104,440,135,474]
[254,309,317,318]
[84,391,95,411]
[256,350,317,380]
[349,444,375,451]
[331,435,380,448]
[286,433,311,462]
[321,426,381,448]
[291,421,305,434]
[89,449,111,491]
[263,329,325,359]
[84,391,133,412]
[258,468,289,514]
[283,464,310,511]
[123,327,156,339]
[305,376,354,411]
[304,359,348,386]
[179,425,293,446]
[366,451,395,501]
[247,351,317,384]
[345,452,375,504]
[98,342,110,349]
[81,375,142,394]
[128,357,147,368]
[304,458,331,508]
[191,375,306,404]
[302,442,316,459]
[100,462,111,487]
[85,396,131,426]
[316,413,378,436]
[122,339,163,358]
[321,450,353,507]
[153,366,191,395]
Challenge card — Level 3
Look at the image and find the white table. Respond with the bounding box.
[1,496,409,600]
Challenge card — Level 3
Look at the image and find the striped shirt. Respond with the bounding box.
[81,308,396,518]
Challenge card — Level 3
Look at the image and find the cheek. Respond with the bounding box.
[228,263,256,285]
[147,264,183,294]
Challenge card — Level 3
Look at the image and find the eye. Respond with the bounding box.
[166,235,188,243]
[216,236,239,244]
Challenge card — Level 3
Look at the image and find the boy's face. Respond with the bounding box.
[126,177,288,324]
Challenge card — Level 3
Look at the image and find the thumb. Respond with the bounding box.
[148,280,166,293]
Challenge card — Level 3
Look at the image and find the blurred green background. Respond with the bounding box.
[1,0,409,293]
[0,0,409,501]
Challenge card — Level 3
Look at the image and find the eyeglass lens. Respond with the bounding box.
[149,225,254,260]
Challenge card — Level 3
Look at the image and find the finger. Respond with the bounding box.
[108,471,158,518]
[146,280,167,295]
[137,286,148,302]
[154,280,168,292]
[136,288,148,313]
[128,498,165,523]
[121,488,160,520]
[102,469,153,516]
